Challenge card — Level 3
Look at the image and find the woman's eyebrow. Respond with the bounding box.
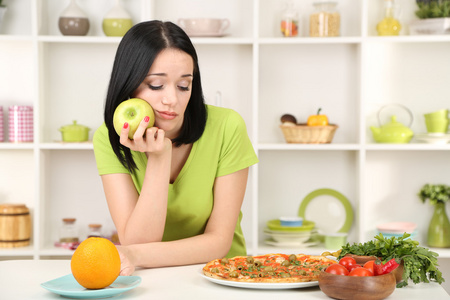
[146,73,193,77]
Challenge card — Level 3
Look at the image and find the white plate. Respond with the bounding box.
[200,270,318,289]
[415,133,450,144]
[298,189,353,234]
[264,239,319,248]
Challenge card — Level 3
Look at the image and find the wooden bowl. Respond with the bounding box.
[318,271,396,300]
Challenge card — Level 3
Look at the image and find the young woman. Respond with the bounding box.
[93,20,258,275]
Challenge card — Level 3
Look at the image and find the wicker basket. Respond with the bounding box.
[280,124,338,144]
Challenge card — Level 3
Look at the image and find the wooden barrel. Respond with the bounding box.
[0,204,31,248]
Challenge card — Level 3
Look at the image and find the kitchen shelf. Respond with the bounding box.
[0,0,450,264]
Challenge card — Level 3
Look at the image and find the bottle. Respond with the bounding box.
[376,0,401,36]
[280,0,299,37]
[59,218,79,243]
[310,1,340,37]
[58,0,90,36]
[87,224,103,238]
[102,0,133,37]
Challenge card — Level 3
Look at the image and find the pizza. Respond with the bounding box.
[202,253,336,283]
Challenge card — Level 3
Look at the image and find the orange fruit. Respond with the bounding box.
[71,237,121,289]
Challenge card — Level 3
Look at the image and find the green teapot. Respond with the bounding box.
[370,104,414,143]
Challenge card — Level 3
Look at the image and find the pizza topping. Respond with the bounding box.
[203,253,336,283]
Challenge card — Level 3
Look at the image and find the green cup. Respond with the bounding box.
[324,233,348,250]
[424,109,449,120]
[425,118,449,133]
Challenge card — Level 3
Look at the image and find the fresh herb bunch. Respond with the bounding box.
[419,184,450,205]
[416,0,450,19]
[338,233,444,288]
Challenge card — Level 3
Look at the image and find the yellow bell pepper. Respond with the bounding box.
[307,108,329,126]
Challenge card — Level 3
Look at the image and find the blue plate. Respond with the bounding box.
[41,274,141,299]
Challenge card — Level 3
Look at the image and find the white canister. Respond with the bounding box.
[8,106,34,142]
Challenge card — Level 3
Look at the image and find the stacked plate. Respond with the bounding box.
[376,222,418,240]
[264,219,319,247]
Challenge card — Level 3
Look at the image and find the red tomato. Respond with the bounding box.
[325,263,349,276]
[339,257,357,271]
[363,260,375,274]
[348,267,374,277]
[347,264,362,272]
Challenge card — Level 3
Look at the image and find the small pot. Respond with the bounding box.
[59,120,90,142]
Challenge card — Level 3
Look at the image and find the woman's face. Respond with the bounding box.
[133,48,194,140]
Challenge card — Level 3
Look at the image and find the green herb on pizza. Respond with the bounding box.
[337,233,444,288]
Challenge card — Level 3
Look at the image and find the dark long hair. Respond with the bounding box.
[104,21,207,173]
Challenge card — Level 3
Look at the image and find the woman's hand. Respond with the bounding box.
[119,117,171,154]
[116,245,136,276]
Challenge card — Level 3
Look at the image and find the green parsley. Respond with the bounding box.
[338,233,444,288]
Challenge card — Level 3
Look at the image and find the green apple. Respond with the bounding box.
[113,98,155,139]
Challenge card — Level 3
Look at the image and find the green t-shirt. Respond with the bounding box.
[93,105,258,257]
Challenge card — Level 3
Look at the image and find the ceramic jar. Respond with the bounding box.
[58,0,90,36]
[102,0,133,37]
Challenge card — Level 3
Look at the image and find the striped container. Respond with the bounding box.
[9,106,34,142]
[0,106,3,142]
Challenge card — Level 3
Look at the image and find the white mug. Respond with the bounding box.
[178,18,230,36]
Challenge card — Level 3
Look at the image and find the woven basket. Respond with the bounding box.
[280,124,338,144]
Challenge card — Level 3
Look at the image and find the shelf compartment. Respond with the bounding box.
[38,150,114,250]
[258,43,360,144]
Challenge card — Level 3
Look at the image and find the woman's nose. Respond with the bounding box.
[161,86,177,105]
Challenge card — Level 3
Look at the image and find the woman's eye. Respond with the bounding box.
[178,86,190,91]
[148,84,163,90]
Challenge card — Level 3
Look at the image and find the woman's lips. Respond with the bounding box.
[157,110,178,120]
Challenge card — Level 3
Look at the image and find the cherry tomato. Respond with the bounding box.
[347,264,362,272]
[339,257,357,271]
[348,267,373,277]
[363,260,375,274]
[325,263,349,276]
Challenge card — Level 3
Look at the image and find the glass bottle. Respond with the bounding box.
[376,0,401,36]
[87,224,103,238]
[280,0,299,37]
[102,0,133,37]
[310,1,341,37]
[59,218,79,243]
[58,0,90,36]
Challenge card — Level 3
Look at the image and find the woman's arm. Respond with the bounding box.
[102,124,173,245]
[117,167,249,274]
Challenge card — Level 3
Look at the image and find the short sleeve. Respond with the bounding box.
[93,123,129,175]
[216,111,258,177]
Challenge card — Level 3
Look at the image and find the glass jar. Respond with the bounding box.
[87,224,103,238]
[59,218,79,243]
[280,0,299,37]
[376,0,401,36]
[309,1,341,37]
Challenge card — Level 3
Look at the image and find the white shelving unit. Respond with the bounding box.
[1,0,450,261]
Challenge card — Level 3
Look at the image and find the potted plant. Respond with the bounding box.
[410,0,450,34]
[418,183,450,248]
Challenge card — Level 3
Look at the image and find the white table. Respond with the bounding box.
[1,260,449,299]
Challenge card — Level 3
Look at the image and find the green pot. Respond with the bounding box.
[427,202,450,248]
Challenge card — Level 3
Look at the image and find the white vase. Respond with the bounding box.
[102,0,133,37]
[58,0,90,36]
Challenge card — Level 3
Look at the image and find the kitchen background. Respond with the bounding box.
[1,0,450,294]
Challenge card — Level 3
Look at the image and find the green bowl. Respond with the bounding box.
[266,219,315,232]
